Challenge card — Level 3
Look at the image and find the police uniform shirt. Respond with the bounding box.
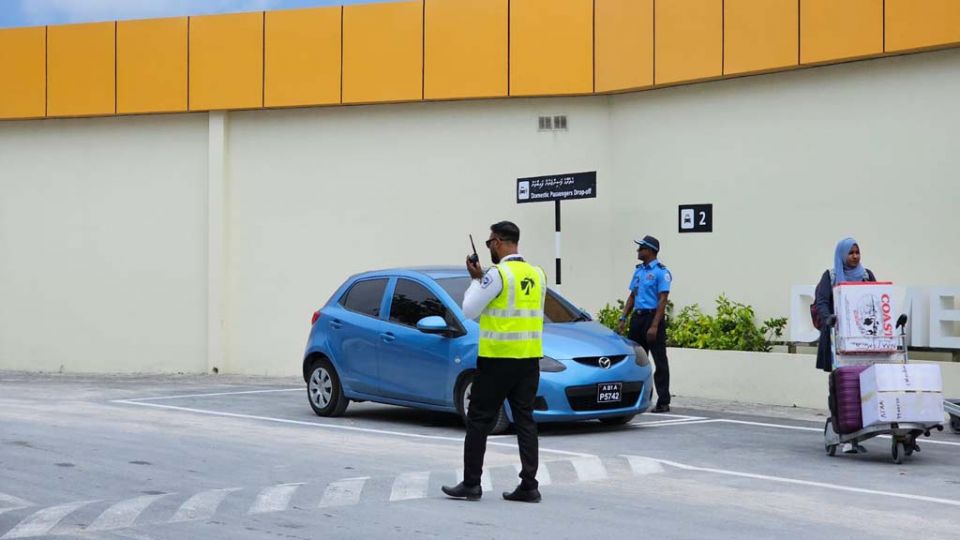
[628,259,672,310]
[461,254,532,319]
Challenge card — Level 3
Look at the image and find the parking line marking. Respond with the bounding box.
[632,417,709,427]
[715,419,960,447]
[111,400,593,457]
[389,472,430,502]
[2,500,93,539]
[86,494,169,531]
[624,455,666,475]
[318,477,368,508]
[570,456,608,482]
[514,462,551,486]
[633,455,960,508]
[121,388,302,402]
[170,488,241,523]
[248,483,302,514]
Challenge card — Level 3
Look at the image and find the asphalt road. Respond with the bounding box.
[1,372,958,539]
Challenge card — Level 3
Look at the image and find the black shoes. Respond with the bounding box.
[502,485,541,503]
[441,482,482,501]
[651,404,671,413]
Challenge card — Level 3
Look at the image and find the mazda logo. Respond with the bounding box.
[598,357,611,369]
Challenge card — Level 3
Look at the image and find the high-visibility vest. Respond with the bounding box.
[478,260,546,358]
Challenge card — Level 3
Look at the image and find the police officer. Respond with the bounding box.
[617,235,673,413]
[442,221,545,503]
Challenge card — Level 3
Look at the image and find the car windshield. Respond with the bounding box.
[434,276,589,323]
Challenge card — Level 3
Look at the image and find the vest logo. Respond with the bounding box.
[520,277,535,295]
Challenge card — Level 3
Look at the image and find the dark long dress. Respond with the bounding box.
[814,268,876,372]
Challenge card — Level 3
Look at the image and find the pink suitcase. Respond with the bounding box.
[830,365,869,435]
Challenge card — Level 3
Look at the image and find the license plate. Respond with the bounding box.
[597,382,622,403]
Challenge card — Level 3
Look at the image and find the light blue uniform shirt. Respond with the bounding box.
[628,259,672,310]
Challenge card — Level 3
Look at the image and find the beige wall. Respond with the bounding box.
[1,48,958,382]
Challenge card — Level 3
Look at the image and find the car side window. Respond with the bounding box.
[389,279,451,328]
[340,279,388,318]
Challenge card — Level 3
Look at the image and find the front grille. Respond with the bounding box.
[565,381,643,411]
[572,355,626,369]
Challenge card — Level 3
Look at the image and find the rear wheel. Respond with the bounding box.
[307,358,349,417]
[891,439,905,465]
[456,373,509,435]
[824,419,837,456]
[599,415,635,426]
[951,415,960,434]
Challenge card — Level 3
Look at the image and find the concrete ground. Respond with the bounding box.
[1,372,958,539]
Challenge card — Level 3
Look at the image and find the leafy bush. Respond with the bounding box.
[596,295,786,352]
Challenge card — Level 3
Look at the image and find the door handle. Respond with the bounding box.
[329,320,343,330]
[380,332,396,343]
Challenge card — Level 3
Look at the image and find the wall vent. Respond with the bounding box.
[539,115,567,131]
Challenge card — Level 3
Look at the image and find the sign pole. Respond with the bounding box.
[555,200,561,288]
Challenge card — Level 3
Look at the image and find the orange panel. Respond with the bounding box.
[0,26,46,119]
[265,7,341,107]
[801,0,882,64]
[724,0,798,75]
[655,0,722,85]
[117,18,188,114]
[595,0,653,92]
[189,12,264,111]
[510,0,593,96]
[424,0,507,100]
[886,0,960,52]
[343,1,423,104]
[47,22,116,117]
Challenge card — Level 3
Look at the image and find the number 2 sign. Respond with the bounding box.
[678,204,712,233]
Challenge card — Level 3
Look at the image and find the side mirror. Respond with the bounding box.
[416,315,450,335]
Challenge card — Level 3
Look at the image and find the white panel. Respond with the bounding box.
[930,287,960,349]
[789,285,818,343]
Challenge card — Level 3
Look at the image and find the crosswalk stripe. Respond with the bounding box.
[624,455,666,476]
[455,469,493,491]
[2,500,92,539]
[84,494,168,532]
[513,462,551,486]
[248,483,302,515]
[571,457,608,482]
[318,477,368,508]
[389,472,430,502]
[169,488,240,523]
[0,494,32,509]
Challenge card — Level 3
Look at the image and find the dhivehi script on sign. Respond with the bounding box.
[517,172,597,204]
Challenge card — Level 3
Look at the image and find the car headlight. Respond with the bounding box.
[539,356,566,372]
[620,336,649,367]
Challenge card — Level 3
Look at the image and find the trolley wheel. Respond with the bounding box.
[891,439,905,465]
[824,419,837,456]
[951,415,960,434]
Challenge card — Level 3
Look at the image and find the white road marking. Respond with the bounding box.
[632,417,709,427]
[389,472,430,502]
[318,477,368,508]
[570,456,608,482]
[0,493,33,509]
[455,469,492,491]
[111,400,593,457]
[85,494,168,531]
[170,488,241,523]
[631,455,960,508]
[624,455,666,475]
[248,483,302,514]
[120,388,302,402]
[647,413,702,420]
[2,500,93,539]
[514,462,552,486]
[716,419,960,446]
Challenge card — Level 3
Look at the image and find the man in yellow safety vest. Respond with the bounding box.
[442,221,545,503]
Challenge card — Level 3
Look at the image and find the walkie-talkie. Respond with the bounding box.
[468,234,479,264]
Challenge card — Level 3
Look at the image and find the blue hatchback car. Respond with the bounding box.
[303,267,653,432]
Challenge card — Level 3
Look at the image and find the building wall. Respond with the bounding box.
[0,48,957,376]
[0,114,209,372]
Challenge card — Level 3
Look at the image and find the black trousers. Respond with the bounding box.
[629,311,670,407]
[463,356,539,490]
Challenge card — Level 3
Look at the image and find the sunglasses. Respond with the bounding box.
[485,237,502,248]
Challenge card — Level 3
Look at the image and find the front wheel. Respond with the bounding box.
[456,374,509,435]
[307,358,349,417]
[891,439,905,465]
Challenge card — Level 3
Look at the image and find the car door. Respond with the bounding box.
[324,277,388,396]
[378,277,461,405]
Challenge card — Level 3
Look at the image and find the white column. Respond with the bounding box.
[207,111,227,373]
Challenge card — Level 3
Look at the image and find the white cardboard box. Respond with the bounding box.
[834,282,898,352]
[861,391,944,427]
[859,364,943,394]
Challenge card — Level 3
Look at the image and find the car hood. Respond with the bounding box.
[541,322,633,359]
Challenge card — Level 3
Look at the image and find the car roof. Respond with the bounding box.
[350,266,469,282]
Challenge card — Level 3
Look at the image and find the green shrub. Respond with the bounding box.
[596,295,786,352]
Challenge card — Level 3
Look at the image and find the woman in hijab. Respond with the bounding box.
[814,237,877,372]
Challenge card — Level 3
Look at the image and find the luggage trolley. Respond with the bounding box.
[946,399,960,434]
[823,315,945,464]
